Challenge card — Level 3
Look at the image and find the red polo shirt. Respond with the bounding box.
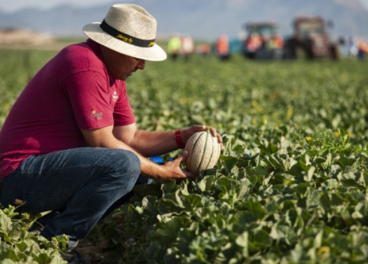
[0,39,136,179]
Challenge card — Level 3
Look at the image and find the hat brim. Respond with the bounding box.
[83,22,167,61]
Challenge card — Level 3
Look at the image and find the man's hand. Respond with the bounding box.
[141,151,196,181]
[160,151,197,180]
[181,125,223,150]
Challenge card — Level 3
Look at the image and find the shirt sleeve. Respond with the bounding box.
[63,70,114,130]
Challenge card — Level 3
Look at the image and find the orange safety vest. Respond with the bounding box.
[247,35,263,51]
[358,39,368,53]
[217,35,229,55]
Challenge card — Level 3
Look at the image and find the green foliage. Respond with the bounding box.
[0,206,67,263]
[1,49,368,263]
[103,129,368,264]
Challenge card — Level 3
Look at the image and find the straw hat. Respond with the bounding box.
[83,4,167,61]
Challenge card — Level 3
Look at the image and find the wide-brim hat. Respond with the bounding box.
[83,4,167,61]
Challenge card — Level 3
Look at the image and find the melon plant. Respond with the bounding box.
[184,131,221,175]
[1,49,368,264]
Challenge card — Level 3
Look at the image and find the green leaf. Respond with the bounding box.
[236,211,257,225]
[340,179,365,191]
[270,224,297,245]
[154,216,191,244]
[197,175,217,193]
[183,194,203,212]
[258,139,279,154]
[141,196,159,215]
[336,156,356,169]
[251,229,272,248]
[0,210,13,233]
[235,231,249,257]
[244,199,268,220]
[15,241,28,252]
[306,188,320,209]
[221,156,238,173]
[32,252,52,263]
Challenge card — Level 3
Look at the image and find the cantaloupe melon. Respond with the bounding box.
[184,131,221,175]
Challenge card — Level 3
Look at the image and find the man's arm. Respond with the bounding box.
[112,124,178,157]
[81,125,194,181]
[112,124,223,157]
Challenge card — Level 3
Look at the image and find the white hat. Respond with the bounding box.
[83,4,167,61]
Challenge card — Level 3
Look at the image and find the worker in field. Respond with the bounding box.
[357,38,368,60]
[0,4,222,263]
[274,34,283,49]
[196,43,211,57]
[216,34,230,61]
[269,33,284,59]
[181,34,194,61]
[167,33,181,60]
[246,33,263,53]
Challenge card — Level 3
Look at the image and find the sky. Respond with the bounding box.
[1,0,368,13]
[0,0,112,12]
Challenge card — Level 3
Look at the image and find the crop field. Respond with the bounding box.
[1,48,368,263]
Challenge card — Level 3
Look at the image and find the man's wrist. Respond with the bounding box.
[174,130,185,149]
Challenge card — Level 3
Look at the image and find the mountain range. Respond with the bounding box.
[0,0,367,41]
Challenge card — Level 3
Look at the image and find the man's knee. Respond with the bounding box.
[119,149,141,176]
[109,150,141,188]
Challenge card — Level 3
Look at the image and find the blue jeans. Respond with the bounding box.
[0,147,144,241]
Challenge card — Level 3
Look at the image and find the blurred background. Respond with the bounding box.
[0,0,367,60]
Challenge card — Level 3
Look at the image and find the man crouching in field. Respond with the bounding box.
[0,4,222,263]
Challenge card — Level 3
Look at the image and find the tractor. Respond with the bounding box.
[242,22,284,60]
[283,16,340,60]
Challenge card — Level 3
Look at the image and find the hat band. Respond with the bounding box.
[100,20,155,48]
